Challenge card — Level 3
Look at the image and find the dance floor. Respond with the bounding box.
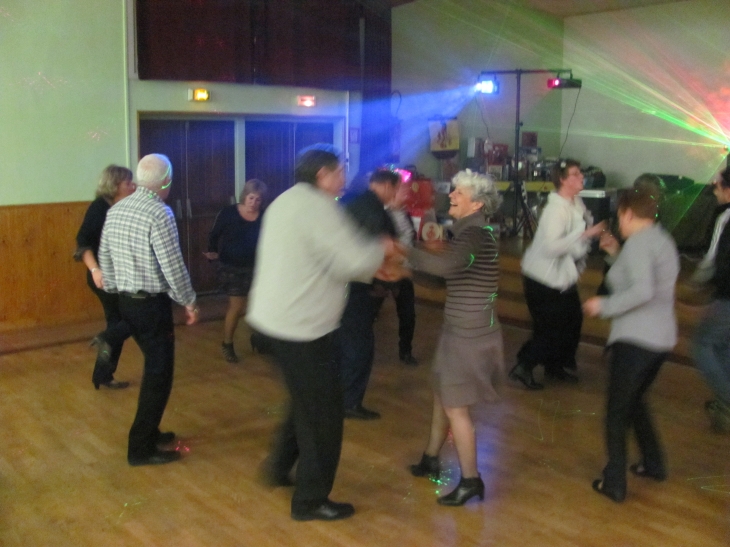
[0,299,728,546]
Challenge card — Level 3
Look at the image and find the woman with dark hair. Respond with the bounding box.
[408,169,504,506]
[204,179,267,363]
[510,159,605,390]
[584,189,678,502]
[75,165,136,389]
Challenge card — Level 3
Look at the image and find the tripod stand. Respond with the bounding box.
[483,68,573,237]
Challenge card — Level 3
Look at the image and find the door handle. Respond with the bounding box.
[187,199,192,219]
[175,200,182,220]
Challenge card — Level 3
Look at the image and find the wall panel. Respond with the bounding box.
[0,202,101,332]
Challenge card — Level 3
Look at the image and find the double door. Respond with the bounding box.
[139,117,335,294]
[139,119,235,294]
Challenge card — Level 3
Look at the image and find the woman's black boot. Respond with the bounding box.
[409,453,440,480]
[437,475,485,506]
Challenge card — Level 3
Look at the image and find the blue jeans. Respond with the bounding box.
[692,299,730,405]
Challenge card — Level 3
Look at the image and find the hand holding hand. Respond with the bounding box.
[582,296,602,317]
[584,220,607,240]
[421,239,446,253]
[599,231,620,256]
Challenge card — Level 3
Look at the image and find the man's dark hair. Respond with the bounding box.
[618,188,659,220]
[369,168,401,186]
[295,144,341,185]
[718,166,730,190]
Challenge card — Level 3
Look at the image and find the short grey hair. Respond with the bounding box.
[451,169,501,215]
[137,154,172,191]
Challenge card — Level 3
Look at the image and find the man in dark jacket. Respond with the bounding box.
[339,169,401,419]
[692,166,730,433]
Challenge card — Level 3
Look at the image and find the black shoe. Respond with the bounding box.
[592,479,625,502]
[400,353,419,366]
[437,476,485,506]
[157,431,176,445]
[344,405,381,420]
[221,342,239,363]
[629,463,666,482]
[291,500,355,521]
[545,367,579,383]
[94,379,130,390]
[90,335,112,365]
[509,362,543,390]
[409,453,440,480]
[128,450,181,467]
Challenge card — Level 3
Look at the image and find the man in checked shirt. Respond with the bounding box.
[98,153,199,466]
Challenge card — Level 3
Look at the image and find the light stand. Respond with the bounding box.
[479,68,579,237]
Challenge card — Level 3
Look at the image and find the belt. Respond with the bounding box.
[120,291,159,299]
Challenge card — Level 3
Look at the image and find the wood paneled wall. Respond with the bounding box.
[0,202,102,331]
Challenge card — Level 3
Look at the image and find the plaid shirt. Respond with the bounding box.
[98,187,196,307]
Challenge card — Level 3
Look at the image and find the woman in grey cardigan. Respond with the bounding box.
[583,189,679,502]
[408,169,504,506]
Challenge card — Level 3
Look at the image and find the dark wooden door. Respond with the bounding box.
[138,119,235,294]
[244,121,333,201]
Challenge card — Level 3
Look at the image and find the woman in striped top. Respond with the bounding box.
[407,169,504,506]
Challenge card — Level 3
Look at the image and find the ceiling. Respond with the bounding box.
[390,0,684,18]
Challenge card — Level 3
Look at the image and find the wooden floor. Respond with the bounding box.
[0,299,728,547]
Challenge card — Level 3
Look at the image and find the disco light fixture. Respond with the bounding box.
[476,72,499,95]
[547,71,582,89]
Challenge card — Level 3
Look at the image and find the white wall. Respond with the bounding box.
[561,0,730,187]
[0,0,129,205]
[392,0,565,180]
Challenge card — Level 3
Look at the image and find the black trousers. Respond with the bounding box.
[374,278,416,357]
[267,333,343,511]
[603,342,666,494]
[87,275,132,384]
[517,275,583,373]
[339,282,378,409]
[119,294,175,461]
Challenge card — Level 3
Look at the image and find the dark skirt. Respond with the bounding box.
[217,264,254,297]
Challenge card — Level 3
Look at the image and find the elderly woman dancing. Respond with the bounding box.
[408,169,504,506]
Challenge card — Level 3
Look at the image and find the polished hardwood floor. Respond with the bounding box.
[0,299,728,547]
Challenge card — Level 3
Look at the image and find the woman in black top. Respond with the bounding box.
[204,179,267,363]
[74,165,136,389]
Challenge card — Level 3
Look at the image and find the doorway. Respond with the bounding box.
[139,119,235,294]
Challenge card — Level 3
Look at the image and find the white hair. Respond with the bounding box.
[451,169,501,215]
[136,154,172,191]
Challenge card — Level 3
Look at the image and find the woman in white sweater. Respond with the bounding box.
[509,159,604,390]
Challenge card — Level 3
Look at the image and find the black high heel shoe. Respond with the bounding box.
[93,379,130,390]
[410,453,440,480]
[437,475,485,506]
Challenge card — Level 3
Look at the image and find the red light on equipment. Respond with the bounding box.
[547,78,561,89]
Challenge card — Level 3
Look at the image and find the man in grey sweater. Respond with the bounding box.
[247,145,399,521]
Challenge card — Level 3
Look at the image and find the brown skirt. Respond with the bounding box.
[431,326,505,407]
